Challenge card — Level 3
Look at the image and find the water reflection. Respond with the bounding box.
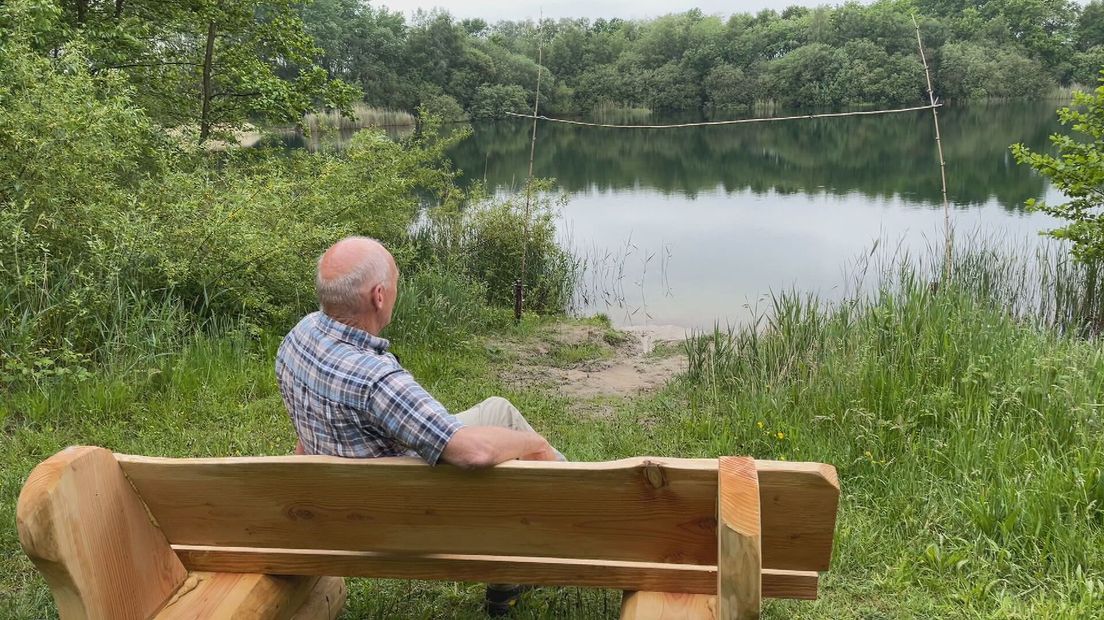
[451,102,1063,211]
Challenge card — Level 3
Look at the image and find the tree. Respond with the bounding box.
[938,42,1051,99]
[646,60,702,111]
[470,84,529,119]
[833,40,923,106]
[49,0,356,142]
[704,63,753,111]
[1012,73,1104,262]
[764,43,842,107]
[1077,1,1104,50]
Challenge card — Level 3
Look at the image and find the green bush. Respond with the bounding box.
[420,94,468,122]
[470,84,530,119]
[937,42,1052,99]
[411,183,579,314]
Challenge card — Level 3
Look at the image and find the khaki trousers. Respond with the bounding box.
[454,397,566,461]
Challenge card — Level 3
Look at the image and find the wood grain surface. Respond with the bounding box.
[717,456,761,620]
[620,591,716,619]
[173,546,819,598]
[117,454,839,571]
[16,446,187,620]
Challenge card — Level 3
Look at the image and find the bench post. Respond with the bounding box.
[718,456,761,620]
[17,446,188,619]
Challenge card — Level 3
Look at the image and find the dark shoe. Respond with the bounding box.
[484,584,533,617]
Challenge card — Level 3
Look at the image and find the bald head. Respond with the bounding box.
[316,237,397,327]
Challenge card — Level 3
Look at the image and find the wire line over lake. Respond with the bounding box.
[504,103,944,129]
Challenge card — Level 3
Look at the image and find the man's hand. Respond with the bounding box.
[520,442,560,461]
[441,426,558,469]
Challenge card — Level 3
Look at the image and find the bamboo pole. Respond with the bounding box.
[517,14,544,322]
[913,14,953,283]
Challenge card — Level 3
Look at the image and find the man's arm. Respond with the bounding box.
[441,426,559,469]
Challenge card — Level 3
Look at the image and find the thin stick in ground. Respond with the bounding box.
[518,15,544,322]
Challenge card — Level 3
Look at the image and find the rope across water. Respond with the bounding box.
[504,103,943,129]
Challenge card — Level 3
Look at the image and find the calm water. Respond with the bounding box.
[449,102,1067,328]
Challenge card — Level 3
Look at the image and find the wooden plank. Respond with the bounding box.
[116,454,839,571]
[756,460,840,572]
[717,457,761,620]
[119,455,721,565]
[174,546,718,594]
[289,577,346,620]
[154,572,320,620]
[759,569,819,600]
[620,591,716,619]
[173,546,818,599]
[16,446,188,620]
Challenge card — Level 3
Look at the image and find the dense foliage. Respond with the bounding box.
[301,0,1104,116]
[4,0,357,141]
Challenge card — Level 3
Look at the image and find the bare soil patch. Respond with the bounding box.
[489,321,689,405]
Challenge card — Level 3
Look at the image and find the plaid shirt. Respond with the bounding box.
[275,311,461,464]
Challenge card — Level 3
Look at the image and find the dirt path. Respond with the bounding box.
[488,320,689,412]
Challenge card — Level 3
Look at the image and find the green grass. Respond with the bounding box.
[548,340,612,366]
[5,257,1104,618]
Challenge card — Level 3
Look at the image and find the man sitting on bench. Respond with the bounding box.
[275,236,562,615]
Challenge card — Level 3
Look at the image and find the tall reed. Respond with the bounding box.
[302,103,415,133]
[680,241,1104,615]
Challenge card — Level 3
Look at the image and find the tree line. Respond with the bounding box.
[301,0,1104,119]
[17,0,1104,128]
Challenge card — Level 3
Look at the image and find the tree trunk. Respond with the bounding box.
[199,21,217,143]
[114,0,126,19]
[75,0,88,25]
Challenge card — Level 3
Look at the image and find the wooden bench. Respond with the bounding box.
[18,446,839,619]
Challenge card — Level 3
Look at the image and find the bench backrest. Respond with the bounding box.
[19,447,839,618]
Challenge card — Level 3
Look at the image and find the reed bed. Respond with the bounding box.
[302,102,416,133]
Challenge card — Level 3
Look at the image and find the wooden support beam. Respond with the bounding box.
[16,446,187,620]
[153,572,322,619]
[289,576,346,620]
[175,547,818,599]
[717,457,761,620]
[175,546,718,594]
[620,591,716,619]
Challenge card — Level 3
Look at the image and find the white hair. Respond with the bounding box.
[315,237,394,315]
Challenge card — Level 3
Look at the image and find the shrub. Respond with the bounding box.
[470,84,530,119]
[411,183,579,314]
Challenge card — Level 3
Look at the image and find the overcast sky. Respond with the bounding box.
[377,0,862,22]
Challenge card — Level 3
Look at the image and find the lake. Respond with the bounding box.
[448,102,1068,329]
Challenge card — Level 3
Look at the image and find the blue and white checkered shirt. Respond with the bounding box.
[275,311,462,464]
